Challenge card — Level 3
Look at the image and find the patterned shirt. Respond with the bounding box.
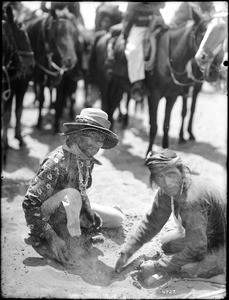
[121,176,226,273]
[22,144,102,238]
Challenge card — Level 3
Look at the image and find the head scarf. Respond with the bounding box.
[146,150,183,175]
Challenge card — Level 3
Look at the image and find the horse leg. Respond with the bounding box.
[107,77,125,130]
[15,83,27,147]
[179,94,188,144]
[69,82,77,120]
[49,87,54,110]
[118,92,130,128]
[162,96,177,149]
[69,93,75,120]
[188,82,202,141]
[54,81,65,133]
[2,94,13,153]
[146,92,160,156]
[123,92,131,127]
[36,84,45,129]
[83,77,93,108]
[33,82,38,106]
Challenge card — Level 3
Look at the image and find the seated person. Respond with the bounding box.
[115,149,226,284]
[23,108,124,264]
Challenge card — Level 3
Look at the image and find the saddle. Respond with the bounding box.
[143,15,169,73]
[106,17,168,77]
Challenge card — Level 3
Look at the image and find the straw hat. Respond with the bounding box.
[60,108,119,149]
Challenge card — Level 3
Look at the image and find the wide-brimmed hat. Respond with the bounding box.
[60,108,119,149]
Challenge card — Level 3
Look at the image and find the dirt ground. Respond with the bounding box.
[1,81,227,299]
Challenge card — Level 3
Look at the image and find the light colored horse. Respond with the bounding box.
[195,12,228,84]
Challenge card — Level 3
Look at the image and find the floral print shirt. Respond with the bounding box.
[121,176,226,273]
[22,144,101,238]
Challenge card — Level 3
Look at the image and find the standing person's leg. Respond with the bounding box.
[91,202,124,228]
[125,25,146,84]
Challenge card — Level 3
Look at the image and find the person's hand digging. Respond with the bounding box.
[44,229,69,264]
[114,252,131,273]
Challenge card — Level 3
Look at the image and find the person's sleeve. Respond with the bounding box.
[154,203,208,273]
[22,158,60,238]
[121,191,171,256]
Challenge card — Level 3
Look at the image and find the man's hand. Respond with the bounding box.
[137,260,157,281]
[92,212,103,230]
[81,195,103,230]
[114,252,131,273]
[49,235,69,263]
[81,206,103,230]
[44,229,69,264]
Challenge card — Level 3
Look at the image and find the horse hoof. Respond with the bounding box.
[117,112,123,121]
[189,135,196,141]
[15,134,25,146]
[36,123,41,130]
[19,140,26,147]
[53,127,59,135]
[123,115,129,128]
[178,138,187,144]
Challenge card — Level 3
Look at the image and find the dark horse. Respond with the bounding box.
[2,3,35,164]
[92,8,211,155]
[25,9,77,132]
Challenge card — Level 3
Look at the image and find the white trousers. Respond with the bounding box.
[41,188,124,237]
[125,25,147,83]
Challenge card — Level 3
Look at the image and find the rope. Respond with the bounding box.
[35,61,63,77]
[77,160,90,198]
[38,15,73,78]
[166,22,205,86]
[2,66,11,101]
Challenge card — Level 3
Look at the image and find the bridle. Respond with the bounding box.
[196,15,227,73]
[35,15,75,85]
[168,19,208,86]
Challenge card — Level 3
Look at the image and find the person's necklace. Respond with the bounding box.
[77,160,90,196]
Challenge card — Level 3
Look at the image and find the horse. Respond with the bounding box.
[37,2,86,121]
[2,3,35,165]
[91,7,210,155]
[25,9,78,132]
[195,12,228,89]
[84,3,123,108]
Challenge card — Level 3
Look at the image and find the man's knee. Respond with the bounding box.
[111,211,125,227]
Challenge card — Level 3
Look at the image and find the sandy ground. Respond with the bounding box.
[1,82,227,299]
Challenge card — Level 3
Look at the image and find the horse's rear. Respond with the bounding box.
[2,3,35,166]
[88,32,114,111]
